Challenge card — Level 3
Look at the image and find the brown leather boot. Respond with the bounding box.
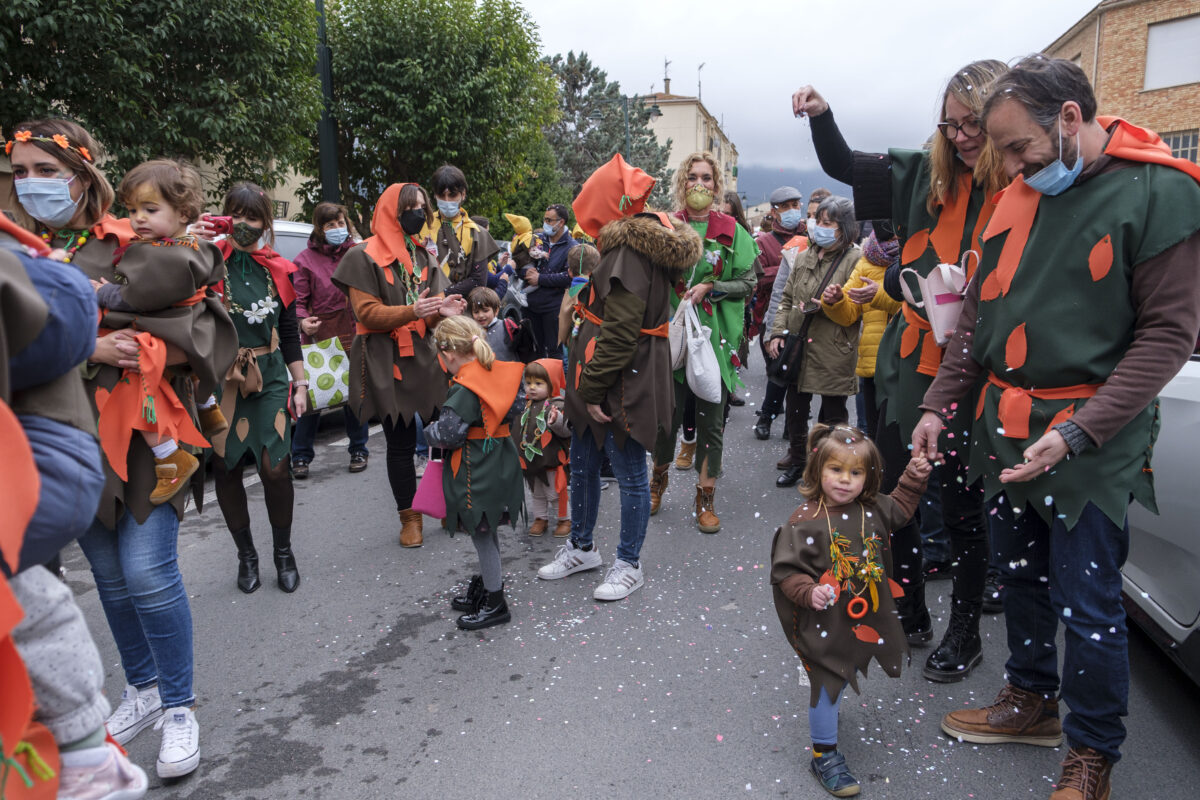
[649,464,670,515]
[399,509,424,548]
[940,683,1063,747]
[527,518,548,536]
[695,484,720,533]
[553,519,571,538]
[1049,746,1112,800]
[674,439,696,470]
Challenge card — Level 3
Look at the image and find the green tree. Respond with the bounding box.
[543,51,673,203]
[307,0,558,233]
[0,0,323,197]
[488,136,573,243]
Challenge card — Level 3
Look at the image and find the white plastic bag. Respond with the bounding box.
[668,300,689,371]
[683,302,723,403]
[899,250,978,346]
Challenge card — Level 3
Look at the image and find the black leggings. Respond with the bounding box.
[213,448,293,533]
[383,415,418,513]
[785,387,849,464]
[876,407,988,610]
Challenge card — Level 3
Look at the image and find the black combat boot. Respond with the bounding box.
[456,589,511,630]
[923,598,983,682]
[451,575,485,612]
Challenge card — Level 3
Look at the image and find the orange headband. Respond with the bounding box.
[5,130,93,162]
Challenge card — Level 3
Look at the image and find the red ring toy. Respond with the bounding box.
[846,596,868,619]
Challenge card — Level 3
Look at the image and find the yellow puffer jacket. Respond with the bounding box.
[820,256,901,377]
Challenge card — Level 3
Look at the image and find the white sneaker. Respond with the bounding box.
[593,559,644,601]
[58,741,148,800]
[154,707,200,778]
[105,684,162,746]
[414,454,428,478]
[537,540,603,580]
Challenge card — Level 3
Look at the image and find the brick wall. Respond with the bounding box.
[1049,0,1200,148]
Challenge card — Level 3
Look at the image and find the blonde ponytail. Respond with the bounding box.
[433,314,495,369]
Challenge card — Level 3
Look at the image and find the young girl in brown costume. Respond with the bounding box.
[770,424,930,797]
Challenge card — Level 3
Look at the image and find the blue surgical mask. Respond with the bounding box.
[778,209,804,230]
[325,226,349,245]
[437,199,460,219]
[542,221,557,237]
[15,175,82,229]
[809,225,838,248]
[1024,122,1083,196]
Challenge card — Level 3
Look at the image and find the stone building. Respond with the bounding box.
[647,77,739,192]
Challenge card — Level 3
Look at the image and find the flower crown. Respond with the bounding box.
[4,130,93,162]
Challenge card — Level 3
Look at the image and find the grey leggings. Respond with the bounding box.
[471,522,503,592]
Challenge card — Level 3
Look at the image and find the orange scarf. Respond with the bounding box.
[216,240,298,307]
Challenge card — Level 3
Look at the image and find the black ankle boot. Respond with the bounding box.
[456,589,510,630]
[271,526,300,593]
[776,464,804,488]
[923,600,983,682]
[754,413,773,440]
[230,528,260,594]
[896,578,933,646]
[451,575,485,612]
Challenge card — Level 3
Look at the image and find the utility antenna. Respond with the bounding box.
[698,62,705,100]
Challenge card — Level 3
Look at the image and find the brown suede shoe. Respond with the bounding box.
[399,509,424,547]
[649,464,670,515]
[198,405,228,437]
[149,449,200,505]
[1049,746,1112,800]
[528,518,548,536]
[695,484,720,533]
[553,519,571,538]
[674,440,696,470]
[776,454,792,470]
[941,683,1063,747]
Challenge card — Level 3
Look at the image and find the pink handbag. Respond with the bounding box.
[410,459,446,519]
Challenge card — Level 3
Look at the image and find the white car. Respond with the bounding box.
[271,219,314,262]
[1125,355,1200,685]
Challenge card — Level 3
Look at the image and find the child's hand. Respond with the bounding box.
[47,247,71,262]
[809,583,837,611]
[906,455,933,480]
[90,278,106,291]
[547,405,560,424]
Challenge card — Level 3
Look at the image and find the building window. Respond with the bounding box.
[1144,15,1200,91]
[1162,129,1199,163]
[272,200,289,219]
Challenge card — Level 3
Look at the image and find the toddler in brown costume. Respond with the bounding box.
[770,424,930,797]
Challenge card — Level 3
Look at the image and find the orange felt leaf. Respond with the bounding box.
[980,269,1002,302]
[917,326,943,377]
[584,337,597,363]
[853,624,881,644]
[1088,235,1113,282]
[393,364,403,381]
[1046,403,1076,435]
[0,401,39,574]
[928,172,972,264]
[574,363,582,390]
[901,228,930,265]
[1005,324,1028,371]
[819,571,838,588]
[888,578,905,598]
[381,265,395,285]
[900,323,920,359]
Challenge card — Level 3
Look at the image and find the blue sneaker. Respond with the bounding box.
[810,751,861,797]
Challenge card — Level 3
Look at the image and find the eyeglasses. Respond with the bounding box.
[936,118,983,141]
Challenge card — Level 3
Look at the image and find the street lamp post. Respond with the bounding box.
[315,0,339,203]
[590,96,662,161]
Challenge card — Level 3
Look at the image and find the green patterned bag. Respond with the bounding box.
[301,337,350,412]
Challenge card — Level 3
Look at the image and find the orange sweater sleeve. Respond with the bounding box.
[348,287,419,330]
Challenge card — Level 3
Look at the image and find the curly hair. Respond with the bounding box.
[671,151,724,212]
[118,159,205,224]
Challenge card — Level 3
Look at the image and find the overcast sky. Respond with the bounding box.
[521,0,1099,169]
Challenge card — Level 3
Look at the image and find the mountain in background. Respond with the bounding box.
[735,164,849,207]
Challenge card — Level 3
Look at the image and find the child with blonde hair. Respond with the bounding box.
[425,315,526,630]
[770,423,930,796]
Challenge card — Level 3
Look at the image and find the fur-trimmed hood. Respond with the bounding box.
[597,214,703,280]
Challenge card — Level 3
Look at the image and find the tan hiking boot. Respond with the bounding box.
[150,449,200,505]
[399,509,424,547]
[198,405,228,437]
[528,518,548,536]
[553,519,571,538]
[941,683,1063,747]
[1049,746,1112,800]
[674,439,696,470]
[695,484,720,533]
[649,464,670,515]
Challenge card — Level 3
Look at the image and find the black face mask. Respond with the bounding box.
[400,208,426,236]
[231,222,263,248]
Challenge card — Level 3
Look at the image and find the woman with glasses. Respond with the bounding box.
[791,61,1010,685]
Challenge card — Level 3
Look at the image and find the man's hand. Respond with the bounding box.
[792,85,830,118]
[846,277,879,305]
[911,411,945,462]
[999,430,1070,484]
[587,403,611,423]
[439,294,466,317]
[526,269,540,286]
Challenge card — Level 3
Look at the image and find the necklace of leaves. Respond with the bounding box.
[222,254,277,318]
[41,228,90,261]
[821,498,886,614]
[518,401,550,460]
[401,240,424,305]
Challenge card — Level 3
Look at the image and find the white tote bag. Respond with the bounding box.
[683,302,723,403]
[668,300,689,371]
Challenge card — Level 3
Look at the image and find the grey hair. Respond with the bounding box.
[982,54,1097,131]
[815,195,859,249]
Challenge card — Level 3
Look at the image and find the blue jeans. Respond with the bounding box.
[291,407,369,462]
[78,505,195,709]
[991,497,1129,762]
[569,430,650,565]
[415,415,428,458]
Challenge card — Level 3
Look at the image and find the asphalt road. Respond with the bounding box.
[65,360,1200,799]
